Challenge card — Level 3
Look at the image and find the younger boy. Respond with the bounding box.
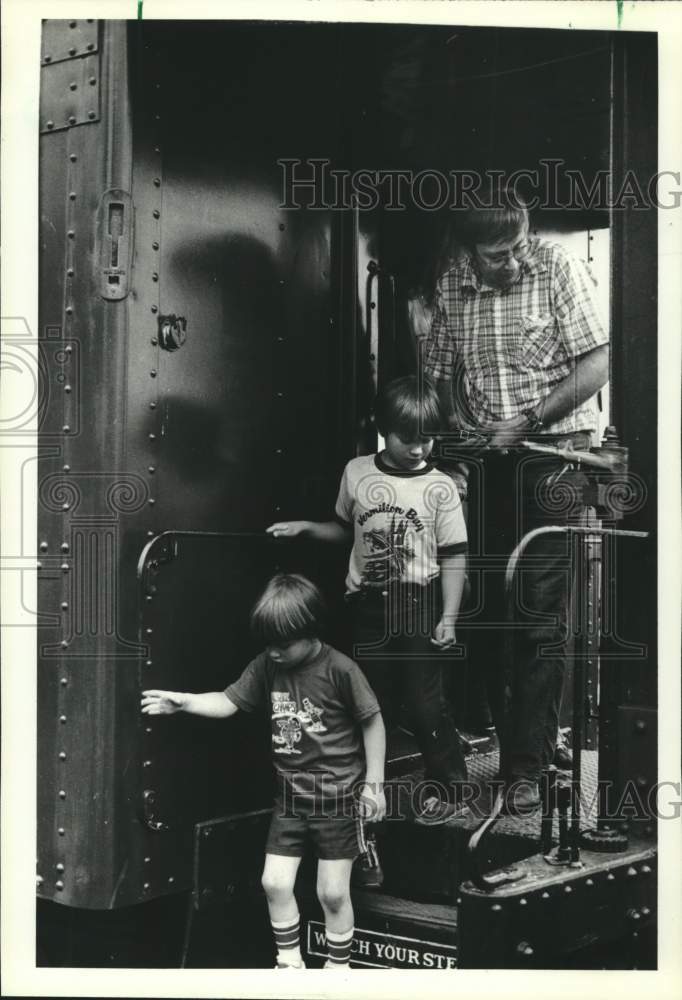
[141,573,386,970]
[267,375,469,823]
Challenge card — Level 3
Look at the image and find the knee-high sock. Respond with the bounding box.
[271,912,301,965]
[325,925,354,966]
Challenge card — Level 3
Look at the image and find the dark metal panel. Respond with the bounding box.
[459,842,656,968]
[138,534,277,841]
[616,706,657,836]
[598,33,658,813]
[609,33,657,533]
[130,21,348,532]
[113,21,359,906]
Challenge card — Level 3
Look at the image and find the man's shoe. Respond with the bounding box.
[504,782,541,815]
[553,730,573,770]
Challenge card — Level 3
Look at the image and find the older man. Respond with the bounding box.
[422,192,609,811]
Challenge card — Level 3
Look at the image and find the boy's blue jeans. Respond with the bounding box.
[347,583,468,800]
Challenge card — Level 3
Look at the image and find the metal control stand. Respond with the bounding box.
[466,429,649,889]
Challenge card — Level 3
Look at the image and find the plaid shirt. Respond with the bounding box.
[422,238,609,435]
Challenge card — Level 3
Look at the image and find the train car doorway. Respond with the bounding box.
[35,18,657,971]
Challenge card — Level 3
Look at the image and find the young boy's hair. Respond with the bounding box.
[250,573,326,644]
[374,374,443,439]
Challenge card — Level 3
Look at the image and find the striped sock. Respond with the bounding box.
[271,913,302,966]
[326,926,354,967]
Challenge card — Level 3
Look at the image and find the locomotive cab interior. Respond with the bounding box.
[36,18,657,970]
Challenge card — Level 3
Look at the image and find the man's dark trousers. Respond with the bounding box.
[466,433,591,784]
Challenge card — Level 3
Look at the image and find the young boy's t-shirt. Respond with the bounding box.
[335,454,468,593]
[224,643,379,804]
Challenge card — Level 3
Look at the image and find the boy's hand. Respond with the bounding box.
[357,783,387,823]
[265,520,308,539]
[431,619,457,649]
[141,690,186,715]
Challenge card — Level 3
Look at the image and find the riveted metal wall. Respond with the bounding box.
[39,20,361,911]
[37,20,142,909]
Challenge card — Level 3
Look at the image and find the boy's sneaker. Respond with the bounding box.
[324,960,350,969]
[351,830,383,889]
[274,960,306,969]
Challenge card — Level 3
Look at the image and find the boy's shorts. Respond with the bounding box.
[266,799,367,861]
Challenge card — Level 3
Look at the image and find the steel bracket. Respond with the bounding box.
[40,53,101,133]
[42,19,99,66]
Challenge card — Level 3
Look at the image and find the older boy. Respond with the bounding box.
[267,375,469,823]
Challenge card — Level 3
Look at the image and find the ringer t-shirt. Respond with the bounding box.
[335,453,468,593]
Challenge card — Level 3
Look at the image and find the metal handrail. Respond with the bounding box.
[505,525,649,591]
[518,438,624,471]
[136,529,277,595]
[467,523,649,890]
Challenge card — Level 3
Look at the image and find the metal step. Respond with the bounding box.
[301,888,459,969]
[375,749,600,903]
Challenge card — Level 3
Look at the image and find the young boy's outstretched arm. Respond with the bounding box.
[359,712,387,822]
[265,520,351,543]
[141,690,239,718]
[431,552,466,649]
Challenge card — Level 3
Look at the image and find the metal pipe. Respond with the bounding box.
[541,766,557,855]
[556,782,571,862]
[570,539,585,862]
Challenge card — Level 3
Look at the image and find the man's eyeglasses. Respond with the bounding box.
[475,240,531,267]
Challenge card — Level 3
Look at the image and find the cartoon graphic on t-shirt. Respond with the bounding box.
[361,513,414,586]
[300,697,327,733]
[273,715,303,754]
[271,692,297,717]
[270,692,327,753]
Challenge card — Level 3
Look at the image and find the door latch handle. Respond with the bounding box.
[158,315,187,352]
[97,189,133,300]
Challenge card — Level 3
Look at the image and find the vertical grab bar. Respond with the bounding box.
[366,260,397,396]
[366,260,380,396]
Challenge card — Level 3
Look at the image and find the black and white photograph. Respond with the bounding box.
[2,1,680,997]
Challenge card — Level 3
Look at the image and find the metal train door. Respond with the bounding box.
[126,21,362,896]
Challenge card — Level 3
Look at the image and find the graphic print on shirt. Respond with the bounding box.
[300,697,327,733]
[271,690,328,754]
[360,511,415,586]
